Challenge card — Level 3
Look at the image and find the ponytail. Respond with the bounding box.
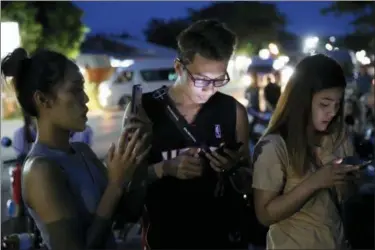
[22,110,34,144]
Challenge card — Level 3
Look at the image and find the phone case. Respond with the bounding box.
[131,85,142,114]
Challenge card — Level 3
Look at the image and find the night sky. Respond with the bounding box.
[75,1,354,39]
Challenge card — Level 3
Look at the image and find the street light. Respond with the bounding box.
[234,55,252,69]
[268,43,279,55]
[303,36,319,54]
[325,43,333,51]
[259,49,270,60]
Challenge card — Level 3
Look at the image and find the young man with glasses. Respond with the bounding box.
[122,20,254,249]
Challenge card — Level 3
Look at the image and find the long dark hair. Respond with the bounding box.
[265,54,347,176]
[22,110,35,144]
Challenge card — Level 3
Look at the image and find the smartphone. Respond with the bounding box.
[341,156,372,169]
[215,142,243,157]
[131,84,143,114]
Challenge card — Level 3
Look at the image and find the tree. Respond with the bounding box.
[1,2,43,54]
[321,2,375,51]
[322,2,374,31]
[144,2,290,55]
[144,18,190,49]
[32,2,89,59]
[188,2,287,51]
[1,2,89,59]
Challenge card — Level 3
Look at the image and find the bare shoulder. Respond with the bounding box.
[235,100,248,120]
[22,156,67,204]
[23,156,62,183]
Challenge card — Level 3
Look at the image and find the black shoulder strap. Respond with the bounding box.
[152,86,211,153]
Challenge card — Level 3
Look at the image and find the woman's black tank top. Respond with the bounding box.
[142,87,237,249]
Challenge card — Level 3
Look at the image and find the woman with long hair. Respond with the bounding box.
[1,48,151,250]
[252,54,360,249]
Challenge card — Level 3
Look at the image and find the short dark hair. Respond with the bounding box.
[1,48,75,116]
[266,54,347,176]
[177,19,237,64]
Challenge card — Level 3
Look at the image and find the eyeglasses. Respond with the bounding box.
[178,59,230,88]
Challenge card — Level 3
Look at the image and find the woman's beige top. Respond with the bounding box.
[252,133,354,249]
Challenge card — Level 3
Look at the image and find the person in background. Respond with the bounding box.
[70,124,94,146]
[1,48,151,250]
[264,75,281,111]
[356,66,372,98]
[252,54,360,249]
[13,112,36,159]
[246,72,260,111]
[13,114,94,160]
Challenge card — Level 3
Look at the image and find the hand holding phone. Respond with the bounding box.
[340,156,372,170]
[215,142,243,157]
[202,142,244,174]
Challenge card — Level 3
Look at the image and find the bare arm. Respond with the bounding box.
[252,138,319,227]
[116,102,157,223]
[254,179,319,226]
[23,157,123,250]
[123,102,162,183]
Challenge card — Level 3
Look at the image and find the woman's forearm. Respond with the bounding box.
[258,178,319,226]
[86,184,124,248]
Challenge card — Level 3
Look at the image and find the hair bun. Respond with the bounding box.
[1,48,29,77]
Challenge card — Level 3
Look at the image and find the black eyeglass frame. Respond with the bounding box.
[176,58,230,88]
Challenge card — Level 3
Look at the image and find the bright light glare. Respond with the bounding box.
[355,50,371,65]
[356,50,366,60]
[98,83,112,107]
[278,55,290,64]
[268,43,279,55]
[303,36,319,53]
[240,74,253,87]
[259,49,270,60]
[325,43,333,51]
[235,56,252,69]
[110,59,134,68]
[281,66,294,85]
[272,59,285,71]
[1,22,21,59]
[361,57,371,65]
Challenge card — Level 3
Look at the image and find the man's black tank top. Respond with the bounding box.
[142,87,238,249]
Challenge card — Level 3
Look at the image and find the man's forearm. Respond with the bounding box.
[147,162,164,184]
[114,163,163,223]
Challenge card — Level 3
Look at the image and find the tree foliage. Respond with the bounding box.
[1,2,42,53]
[144,2,291,54]
[188,2,287,50]
[144,18,191,50]
[321,2,375,51]
[1,2,89,59]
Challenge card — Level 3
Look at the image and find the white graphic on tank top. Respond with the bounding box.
[214,124,222,139]
[152,87,168,99]
[161,146,218,160]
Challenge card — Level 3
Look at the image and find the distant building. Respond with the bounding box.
[76,35,177,83]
